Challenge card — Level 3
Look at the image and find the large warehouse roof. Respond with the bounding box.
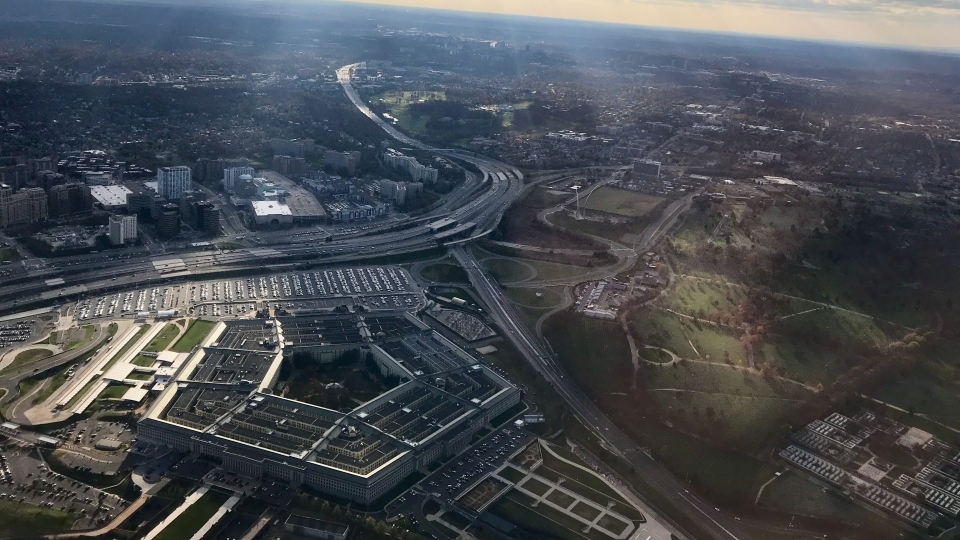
[251,201,292,217]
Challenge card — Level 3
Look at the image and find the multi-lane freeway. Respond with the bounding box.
[0,66,525,317]
[0,62,744,539]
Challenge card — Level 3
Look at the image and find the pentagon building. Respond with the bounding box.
[138,312,520,504]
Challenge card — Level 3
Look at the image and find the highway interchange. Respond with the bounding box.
[0,63,749,540]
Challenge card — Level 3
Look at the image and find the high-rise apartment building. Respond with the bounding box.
[272,155,309,177]
[108,214,137,245]
[324,151,359,176]
[48,183,93,218]
[223,166,255,192]
[270,138,316,158]
[157,166,192,200]
[0,185,48,228]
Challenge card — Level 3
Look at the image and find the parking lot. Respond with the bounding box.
[0,444,129,529]
[421,426,535,501]
[0,319,42,349]
[75,267,425,321]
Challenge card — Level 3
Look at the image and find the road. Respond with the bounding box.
[0,323,106,424]
[0,61,741,538]
[452,184,750,540]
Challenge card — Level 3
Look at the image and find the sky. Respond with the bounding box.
[338,0,960,51]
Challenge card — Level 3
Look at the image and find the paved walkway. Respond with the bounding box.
[488,440,660,540]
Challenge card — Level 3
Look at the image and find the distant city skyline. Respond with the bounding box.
[339,0,960,51]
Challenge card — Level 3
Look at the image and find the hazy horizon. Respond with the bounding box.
[327,0,960,52]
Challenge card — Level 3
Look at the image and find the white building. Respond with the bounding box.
[250,201,293,227]
[157,166,192,200]
[383,149,438,184]
[108,214,137,245]
[89,185,133,211]
[223,166,255,192]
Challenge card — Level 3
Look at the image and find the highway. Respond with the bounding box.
[0,66,525,317]
[0,61,744,539]
[452,187,750,540]
[0,322,106,424]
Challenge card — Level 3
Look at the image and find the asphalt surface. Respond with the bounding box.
[0,323,106,424]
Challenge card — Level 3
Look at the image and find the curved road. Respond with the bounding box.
[1,323,106,424]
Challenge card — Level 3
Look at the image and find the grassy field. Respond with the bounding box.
[544,314,634,397]
[1,348,54,374]
[639,347,673,363]
[131,354,157,367]
[526,259,592,282]
[97,384,131,400]
[171,320,216,352]
[143,324,181,352]
[549,211,636,243]
[420,263,468,283]
[0,499,77,538]
[64,325,95,351]
[491,491,609,540]
[869,354,960,430]
[40,331,59,345]
[659,276,746,315]
[582,186,664,218]
[153,490,230,540]
[0,247,21,263]
[497,465,527,484]
[482,258,534,283]
[757,470,885,527]
[504,286,563,308]
[31,363,75,406]
[374,90,446,134]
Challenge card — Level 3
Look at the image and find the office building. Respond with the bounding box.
[138,312,520,505]
[196,202,221,236]
[633,159,661,178]
[157,203,180,239]
[644,122,674,135]
[270,138,316,158]
[379,180,423,206]
[157,166,192,200]
[0,185,48,228]
[272,155,309,177]
[194,158,249,185]
[751,150,782,163]
[28,157,54,178]
[324,151,359,176]
[48,183,93,218]
[108,214,137,245]
[37,171,67,191]
[82,171,113,186]
[0,159,27,191]
[223,166,255,192]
